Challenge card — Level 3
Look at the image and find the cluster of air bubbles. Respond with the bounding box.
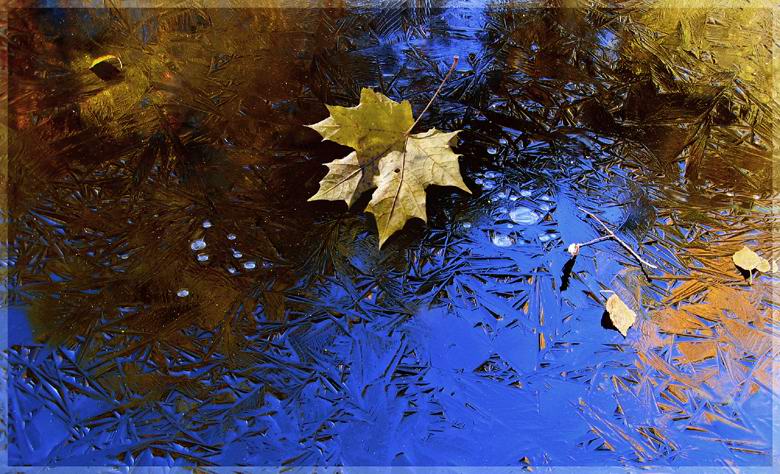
[491,232,515,247]
[538,232,559,243]
[473,170,503,191]
[485,186,563,248]
[509,207,541,225]
[189,220,272,275]
[481,179,497,190]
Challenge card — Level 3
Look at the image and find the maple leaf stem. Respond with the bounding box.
[406,55,459,135]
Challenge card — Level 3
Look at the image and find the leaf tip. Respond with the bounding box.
[376,232,390,249]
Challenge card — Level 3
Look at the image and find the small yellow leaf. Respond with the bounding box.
[732,246,770,273]
[605,294,636,337]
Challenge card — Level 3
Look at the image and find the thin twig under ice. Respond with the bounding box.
[572,207,658,270]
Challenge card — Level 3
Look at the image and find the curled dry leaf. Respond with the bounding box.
[89,54,123,80]
[732,246,770,273]
[605,294,636,337]
[308,88,470,247]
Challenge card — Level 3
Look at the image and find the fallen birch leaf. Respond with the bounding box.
[732,246,770,273]
[605,294,636,337]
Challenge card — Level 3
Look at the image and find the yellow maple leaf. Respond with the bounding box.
[308,87,470,247]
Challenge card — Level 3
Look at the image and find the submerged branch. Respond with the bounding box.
[570,208,659,271]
